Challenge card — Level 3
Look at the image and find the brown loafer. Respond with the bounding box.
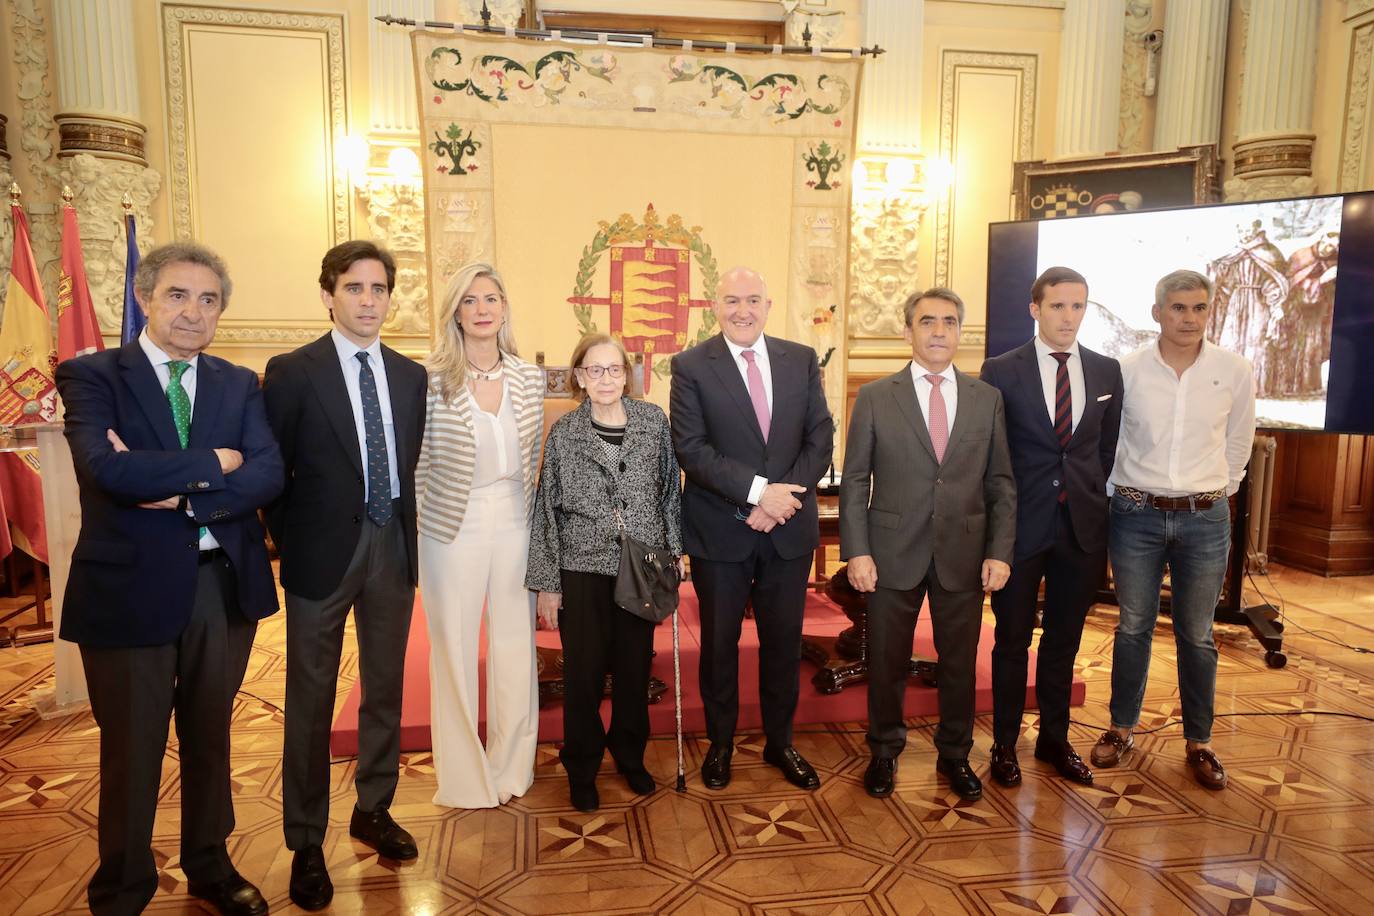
[1090,730,1133,768]
[989,743,1021,787]
[1186,747,1227,790]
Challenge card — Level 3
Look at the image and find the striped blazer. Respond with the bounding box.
[415,355,545,543]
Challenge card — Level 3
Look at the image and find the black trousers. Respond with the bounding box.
[990,503,1105,746]
[691,534,811,749]
[80,556,256,916]
[283,510,414,850]
[867,560,984,761]
[557,569,656,786]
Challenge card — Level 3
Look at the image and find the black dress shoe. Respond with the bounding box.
[863,756,896,798]
[570,782,600,812]
[349,806,418,860]
[701,743,733,789]
[763,745,821,790]
[989,743,1022,787]
[1035,740,1094,785]
[187,872,268,916]
[619,767,656,796]
[289,845,333,911]
[936,757,983,800]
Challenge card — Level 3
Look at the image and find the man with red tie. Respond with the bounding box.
[841,287,1016,800]
[979,267,1123,787]
[670,266,834,791]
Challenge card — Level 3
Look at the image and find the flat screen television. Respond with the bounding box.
[985,192,1374,434]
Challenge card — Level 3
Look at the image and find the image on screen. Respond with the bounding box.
[985,193,1374,435]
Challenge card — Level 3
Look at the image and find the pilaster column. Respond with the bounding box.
[1054,0,1125,159]
[1152,0,1228,150]
[850,0,925,347]
[1226,0,1320,200]
[51,0,145,164]
[370,0,435,136]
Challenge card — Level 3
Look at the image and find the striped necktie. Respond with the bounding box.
[1051,351,1072,504]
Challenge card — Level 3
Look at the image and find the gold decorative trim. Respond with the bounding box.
[935,50,1037,288]
[1232,135,1315,177]
[1339,16,1374,191]
[1011,144,1222,218]
[161,5,349,241]
[55,114,146,163]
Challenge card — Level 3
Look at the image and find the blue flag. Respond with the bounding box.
[120,214,145,344]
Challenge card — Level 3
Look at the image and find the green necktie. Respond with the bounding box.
[166,361,206,540]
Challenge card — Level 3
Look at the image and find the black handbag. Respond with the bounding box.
[612,508,680,623]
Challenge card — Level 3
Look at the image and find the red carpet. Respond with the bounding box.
[330,585,1086,756]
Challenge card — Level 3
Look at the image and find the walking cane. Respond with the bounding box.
[672,606,686,792]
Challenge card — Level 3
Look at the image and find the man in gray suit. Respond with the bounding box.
[841,287,1016,800]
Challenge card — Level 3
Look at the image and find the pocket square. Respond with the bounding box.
[1096,394,1113,402]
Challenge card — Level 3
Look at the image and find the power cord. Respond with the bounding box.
[1244,567,1372,654]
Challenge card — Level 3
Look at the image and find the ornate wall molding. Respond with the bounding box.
[356,174,430,337]
[1339,14,1374,191]
[1118,0,1154,155]
[849,194,925,338]
[55,153,161,333]
[6,0,59,192]
[161,5,349,242]
[934,50,1037,288]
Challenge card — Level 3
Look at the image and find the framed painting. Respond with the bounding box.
[1012,144,1221,220]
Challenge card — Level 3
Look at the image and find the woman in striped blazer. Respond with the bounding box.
[417,261,544,808]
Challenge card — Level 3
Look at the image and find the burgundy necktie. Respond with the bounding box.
[742,349,770,442]
[926,374,948,463]
[1051,351,1072,503]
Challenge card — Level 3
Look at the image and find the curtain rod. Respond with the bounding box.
[376,15,884,58]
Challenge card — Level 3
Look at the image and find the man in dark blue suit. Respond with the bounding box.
[57,242,283,916]
[978,266,1122,787]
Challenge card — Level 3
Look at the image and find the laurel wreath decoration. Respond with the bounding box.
[570,208,720,370]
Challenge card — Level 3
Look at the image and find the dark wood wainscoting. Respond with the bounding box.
[1269,431,1374,576]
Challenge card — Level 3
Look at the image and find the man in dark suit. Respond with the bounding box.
[670,266,833,790]
[57,242,283,916]
[841,287,1016,801]
[263,241,427,910]
[979,266,1123,787]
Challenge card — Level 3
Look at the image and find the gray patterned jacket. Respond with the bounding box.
[526,397,683,594]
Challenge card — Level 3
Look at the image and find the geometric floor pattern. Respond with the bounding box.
[1,562,1372,914]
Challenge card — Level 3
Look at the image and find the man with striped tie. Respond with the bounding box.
[841,287,1016,800]
[979,267,1123,788]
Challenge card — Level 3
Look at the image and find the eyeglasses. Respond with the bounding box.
[576,364,626,380]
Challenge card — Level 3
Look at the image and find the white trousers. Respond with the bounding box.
[420,480,538,808]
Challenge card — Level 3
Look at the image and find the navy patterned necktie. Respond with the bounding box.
[356,352,393,526]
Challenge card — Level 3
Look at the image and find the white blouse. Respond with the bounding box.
[466,382,522,489]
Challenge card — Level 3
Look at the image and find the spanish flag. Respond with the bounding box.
[0,201,57,425]
[58,202,104,362]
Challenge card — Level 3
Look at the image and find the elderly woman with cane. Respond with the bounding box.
[527,333,684,812]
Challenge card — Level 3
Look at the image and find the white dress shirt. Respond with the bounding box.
[724,336,774,506]
[330,329,401,502]
[910,359,959,439]
[466,382,522,489]
[1110,339,1256,497]
[1034,336,1085,432]
[138,330,218,550]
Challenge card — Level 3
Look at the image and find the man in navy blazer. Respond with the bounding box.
[978,266,1123,787]
[57,242,282,916]
[670,266,834,791]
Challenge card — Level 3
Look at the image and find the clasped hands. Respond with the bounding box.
[106,428,243,510]
[744,482,807,532]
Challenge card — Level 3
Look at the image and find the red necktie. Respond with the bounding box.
[926,374,948,463]
[1051,351,1072,503]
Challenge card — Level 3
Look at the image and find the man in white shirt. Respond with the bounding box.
[1091,269,1256,791]
[263,241,428,908]
[840,288,1016,800]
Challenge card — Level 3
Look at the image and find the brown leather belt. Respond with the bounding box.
[1115,485,1224,511]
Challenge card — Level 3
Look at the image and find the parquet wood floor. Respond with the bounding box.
[1,563,1372,914]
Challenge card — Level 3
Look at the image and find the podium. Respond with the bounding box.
[28,423,87,714]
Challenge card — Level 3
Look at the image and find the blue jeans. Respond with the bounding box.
[1107,493,1230,743]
